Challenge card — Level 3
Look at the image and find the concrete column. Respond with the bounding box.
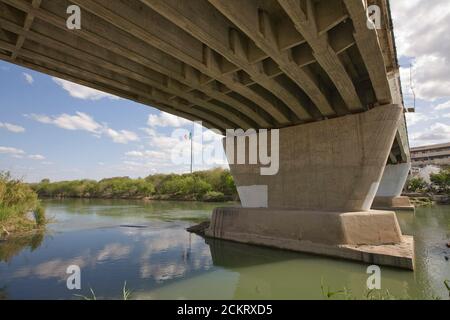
[205,105,414,269]
[229,104,402,212]
[373,163,414,210]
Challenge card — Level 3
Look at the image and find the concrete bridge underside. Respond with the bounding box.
[0,0,413,268]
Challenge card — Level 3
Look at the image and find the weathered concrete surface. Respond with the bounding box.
[207,207,403,246]
[372,196,414,211]
[210,104,414,269]
[205,207,413,270]
[229,104,403,212]
[376,163,411,197]
[373,163,414,211]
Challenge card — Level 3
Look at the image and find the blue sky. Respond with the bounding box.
[0,61,226,182]
[1,0,450,182]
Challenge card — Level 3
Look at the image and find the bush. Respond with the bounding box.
[202,191,226,202]
[33,206,46,226]
[406,177,428,193]
[430,168,450,194]
[159,175,212,199]
[0,172,45,235]
[0,172,39,220]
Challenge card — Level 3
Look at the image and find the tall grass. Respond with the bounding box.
[321,278,450,300]
[75,282,133,300]
[0,172,46,236]
[33,206,46,226]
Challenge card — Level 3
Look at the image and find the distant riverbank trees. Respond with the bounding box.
[31,168,238,202]
[0,172,46,238]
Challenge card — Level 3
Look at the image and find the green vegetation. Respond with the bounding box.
[407,167,450,195]
[409,197,433,207]
[406,176,429,193]
[406,168,450,206]
[31,168,237,202]
[78,278,450,300]
[430,168,450,194]
[445,280,450,297]
[75,282,133,300]
[321,279,450,300]
[0,172,46,237]
[0,232,44,262]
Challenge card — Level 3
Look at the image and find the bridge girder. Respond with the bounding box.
[0,0,408,160]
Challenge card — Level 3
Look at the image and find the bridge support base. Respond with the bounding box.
[208,104,414,270]
[205,207,414,270]
[372,196,414,211]
[372,163,414,211]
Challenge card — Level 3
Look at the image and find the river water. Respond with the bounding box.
[0,199,449,300]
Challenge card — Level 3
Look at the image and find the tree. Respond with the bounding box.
[430,168,450,194]
[30,168,237,201]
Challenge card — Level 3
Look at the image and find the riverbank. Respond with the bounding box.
[30,168,238,203]
[0,172,46,239]
[37,192,236,203]
[404,193,450,207]
[405,167,449,207]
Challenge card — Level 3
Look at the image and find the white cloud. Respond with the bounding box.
[28,154,45,160]
[392,0,450,101]
[26,112,139,144]
[0,146,25,155]
[0,146,48,162]
[23,72,34,84]
[121,124,227,177]
[27,112,102,133]
[125,150,166,159]
[52,77,119,101]
[405,112,434,126]
[0,122,25,133]
[96,244,131,261]
[104,128,139,144]
[125,151,144,157]
[147,112,191,128]
[434,100,450,111]
[410,122,450,146]
[140,127,157,137]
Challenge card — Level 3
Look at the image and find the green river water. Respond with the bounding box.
[0,199,449,300]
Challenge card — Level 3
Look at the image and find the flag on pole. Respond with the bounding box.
[186,131,193,173]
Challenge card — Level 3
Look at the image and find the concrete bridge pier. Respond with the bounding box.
[372,163,414,211]
[206,104,414,270]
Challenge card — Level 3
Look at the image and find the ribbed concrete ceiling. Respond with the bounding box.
[0,0,399,133]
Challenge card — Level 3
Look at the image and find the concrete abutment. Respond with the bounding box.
[373,163,414,211]
[206,104,414,270]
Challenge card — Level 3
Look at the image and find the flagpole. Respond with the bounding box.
[190,131,193,174]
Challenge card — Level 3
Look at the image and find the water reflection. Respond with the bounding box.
[0,232,44,263]
[0,199,449,300]
[206,238,415,300]
[0,286,7,300]
[411,206,450,299]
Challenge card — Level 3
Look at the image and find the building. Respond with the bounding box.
[411,142,450,167]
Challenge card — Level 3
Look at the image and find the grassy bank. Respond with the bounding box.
[31,168,238,202]
[0,172,46,238]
